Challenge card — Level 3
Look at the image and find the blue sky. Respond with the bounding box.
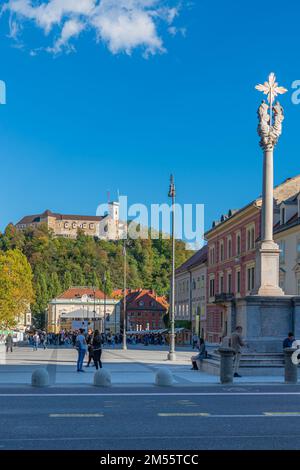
[1,0,300,239]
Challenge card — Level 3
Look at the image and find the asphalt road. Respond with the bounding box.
[1,385,300,450]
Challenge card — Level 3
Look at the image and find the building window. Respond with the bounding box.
[236,232,241,255]
[227,237,232,259]
[219,273,224,293]
[279,240,285,264]
[247,225,255,251]
[209,277,215,298]
[247,266,255,291]
[297,240,300,259]
[279,271,285,291]
[209,246,215,265]
[281,206,286,225]
[227,272,232,293]
[219,240,224,262]
[236,269,241,294]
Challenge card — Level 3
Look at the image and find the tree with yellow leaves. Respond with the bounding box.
[0,249,34,329]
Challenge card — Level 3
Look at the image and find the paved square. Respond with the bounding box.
[0,345,290,386]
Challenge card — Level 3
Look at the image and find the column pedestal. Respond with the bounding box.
[253,240,284,297]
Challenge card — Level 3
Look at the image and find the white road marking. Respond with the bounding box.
[159,413,300,418]
[49,413,103,418]
[264,412,300,416]
[158,413,210,417]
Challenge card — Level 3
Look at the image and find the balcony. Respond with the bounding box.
[214,292,234,303]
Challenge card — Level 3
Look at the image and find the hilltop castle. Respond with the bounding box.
[16,201,126,240]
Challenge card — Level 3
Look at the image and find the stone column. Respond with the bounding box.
[218,347,235,384]
[253,100,284,297]
[284,348,298,384]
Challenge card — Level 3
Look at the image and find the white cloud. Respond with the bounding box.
[3,0,183,56]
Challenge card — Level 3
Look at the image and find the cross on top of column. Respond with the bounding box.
[255,72,287,108]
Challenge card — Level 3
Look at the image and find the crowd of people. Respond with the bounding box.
[127,333,167,346]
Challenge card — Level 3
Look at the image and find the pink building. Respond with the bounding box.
[204,175,300,344]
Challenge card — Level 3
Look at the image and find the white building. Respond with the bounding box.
[47,287,120,334]
[175,246,208,338]
[274,192,300,295]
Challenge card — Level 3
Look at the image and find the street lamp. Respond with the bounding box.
[103,272,107,337]
[167,174,176,361]
[93,286,96,328]
[122,240,127,350]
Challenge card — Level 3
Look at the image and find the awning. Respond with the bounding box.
[60,310,100,319]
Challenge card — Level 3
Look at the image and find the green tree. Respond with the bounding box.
[48,272,62,299]
[103,271,113,296]
[0,224,25,251]
[0,249,34,328]
[63,271,73,290]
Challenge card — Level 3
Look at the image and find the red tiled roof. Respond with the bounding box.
[123,289,169,310]
[57,287,105,300]
[112,289,168,309]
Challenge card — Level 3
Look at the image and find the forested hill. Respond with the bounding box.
[0,223,193,319]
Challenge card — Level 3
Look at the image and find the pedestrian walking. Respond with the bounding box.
[231,326,246,378]
[85,328,94,367]
[75,328,87,372]
[33,332,40,351]
[40,331,47,350]
[92,330,103,370]
[5,334,13,353]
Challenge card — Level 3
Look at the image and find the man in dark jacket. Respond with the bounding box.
[85,328,94,367]
[283,332,295,349]
[5,334,13,353]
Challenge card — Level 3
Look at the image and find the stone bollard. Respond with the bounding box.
[31,369,50,388]
[94,369,111,387]
[218,347,235,385]
[284,348,298,384]
[155,368,173,386]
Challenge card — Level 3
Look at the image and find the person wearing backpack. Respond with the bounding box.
[75,329,88,372]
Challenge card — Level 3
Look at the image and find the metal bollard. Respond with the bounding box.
[218,347,235,384]
[284,348,298,384]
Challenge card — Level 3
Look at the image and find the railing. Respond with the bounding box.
[214,293,234,303]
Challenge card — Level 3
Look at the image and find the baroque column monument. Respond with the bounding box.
[254,73,287,296]
[231,73,300,354]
